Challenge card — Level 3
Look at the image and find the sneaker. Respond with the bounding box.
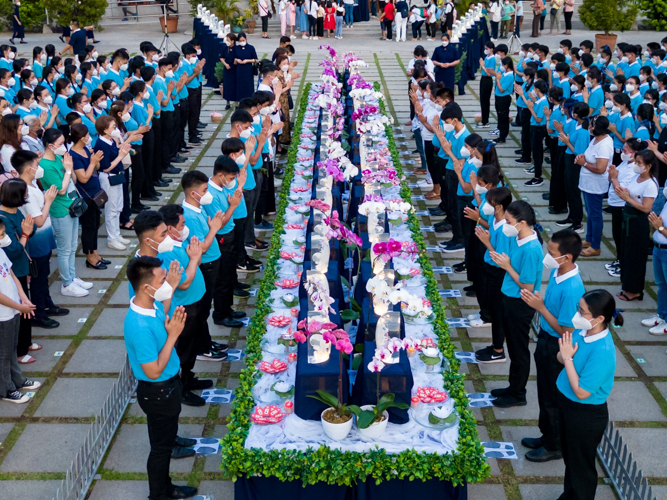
[605,260,620,270]
[568,224,585,234]
[467,313,481,321]
[32,317,59,329]
[20,380,41,390]
[211,341,230,352]
[649,323,667,336]
[214,317,244,328]
[453,263,466,273]
[488,129,500,136]
[61,283,89,297]
[196,349,228,361]
[247,257,262,266]
[434,222,452,233]
[524,167,535,174]
[233,288,251,299]
[492,394,527,408]
[2,390,29,404]
[475,123,490,129]
[255,220,274,230]
[108,239,127,251]
[641,315,665,327]
[236,282,251,291]
[245,241,269,251]
[442,242,465,253]
[237,263,260,273]
[556,218,573,227]
[514,159,532,165]
[525,178,544,187]
[607,267,621,278]
[73,277,93,290]
[417,180,434,189]
[469,319,492,328]
[475,345,506,363]
[118,236,132,245]
[181,389,206,407]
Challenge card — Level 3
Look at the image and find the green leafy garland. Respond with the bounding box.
[219,81,490,487]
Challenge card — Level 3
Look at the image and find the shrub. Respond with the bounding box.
[42,0,108,27]
[578,0,638,35]
[637,0,667,31]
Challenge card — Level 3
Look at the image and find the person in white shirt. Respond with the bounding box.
[259,0,271,38]
[426,0,437,41]
[489,0,502,39]
[409,6,424,40]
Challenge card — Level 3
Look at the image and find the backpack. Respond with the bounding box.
[434,6,442,18]
[398,1,408,17]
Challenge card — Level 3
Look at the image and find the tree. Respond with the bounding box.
[42,0,108,27]
[637,0,667,31]
[18,0,47,30]
[578,0,637,35]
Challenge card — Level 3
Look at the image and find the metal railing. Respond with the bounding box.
[51,355,137,500]
[597,422,656,500]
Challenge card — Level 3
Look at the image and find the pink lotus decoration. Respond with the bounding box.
[297,156,314,162]
[305,199,331,213]
[250,405,286,424]
[420,338,436,350]
[416,387,448,403]
[285,224,304,230]
[259,359,288,374]
[275,279,300,289]
[291,185,311,193]
[268,316,292,328]
[280,251,304,262]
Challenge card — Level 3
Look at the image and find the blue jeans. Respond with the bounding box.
[654,246,667,319]
[583,191,604,250]
[50,214,78,286]
[345,4,354,26]
[335,15,343,36]
[413,127,427,171]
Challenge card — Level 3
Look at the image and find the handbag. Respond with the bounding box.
[0,215,38,278]
[92,189,109,208]
[550,7,557,14]
[108,172,126,186]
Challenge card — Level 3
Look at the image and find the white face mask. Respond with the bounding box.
[626,84,636,92]
[572,311,598,331]
[196,190,214,205]
[225,179,236,189]
[643,99,652,105]
[165,70,175,78]
[28,101,37,109]
[271,77,280,86]
[7,52,14,60]
[661,113,667,126]
[98,99,108,109]
[40,53,46,62]
[110,128,122,139]
[543,253,565,270]
[252,114,260,125]
[1,108,10,116]
[281,64,289,72]
[519,51,525,58]
[442,41,449,47]
[0,234,10,248]
[609,83,618,91]
[120,63,129,71]
[633,164,645,174]
[474,183,488,194]
[7,77,15,87]
[66,87,75,96]
[75,73,82,81]
[442,122,455,132]
[85,135,92,145]
[621,56,629,64]
[239,126,252,139]
[111,86,121,96]
[259,106,272,116]
[149,281,174,302]
[82,103,92,113]
[178,225,190,241]
[549,63,556,70]
[621,152,633,162]
[481,202,495,216]
[460,146,471,158]
[611,105,621,113]
[639,74,647,82]
[152,54,159,62]
[502,222,520,237]
[239,41,247,47]
[32,165,44,179]
[121,112,131,122]
[471,157,483,168]
[570,83,578,92]
[235,153,247,165]
[434,103,443,113]
[43,95,53,105]
[652,81,660,90]
[143,91,150,99]
[20,124,29,135]
[30,78,38,87]
[188,56,197,65]
[52,144,67,156]
[196,49,201,55]
[584,80,592,88]
[152,235,175,253]
[605,99,613,109]
[660,102,667,111]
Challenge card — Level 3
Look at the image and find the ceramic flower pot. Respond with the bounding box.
[321,409,353,441]
[357,405,389,439]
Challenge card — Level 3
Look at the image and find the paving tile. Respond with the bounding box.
[51,257,128,279]
[20,339,72,373]
[103,423,203,473]
[87,308,130,336]
[0,422,14,444]
[0,481,62,499]
[473,342,537,377]
[612,312,665,341]
[63,339,127,373]
[34,378,117,417]
[108,281,130,305]
[475,425,500,476]
[1,424,90,472]
[89,480,149,500]
[468,484,507,500]
[485,380,539,421]
[203,425,229,472]
[198,480,235,499]
[626,345,667,376]
[31,307,95,336]
[519,484,616,499]
[50,280,113,306]
[615,428,667,477]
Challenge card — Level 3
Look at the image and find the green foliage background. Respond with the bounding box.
[42,0,107,27]
[637,0,667,30]
[578,0,637,34]
[0,0,46,32]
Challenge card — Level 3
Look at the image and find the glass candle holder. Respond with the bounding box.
[307,333,331,364]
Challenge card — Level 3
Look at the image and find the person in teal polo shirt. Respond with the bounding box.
[621,45,641,79]
[490,200,544,408]
[204,155,246,328]
[586,66,604,117]
[124,255,198,500]
[525,79,549,187]
[494,56,514,144]
[519,229,585,463]
[181,43,205,145]
[556,289,621,500]
[103,49,130,93]
[478,41,497,128]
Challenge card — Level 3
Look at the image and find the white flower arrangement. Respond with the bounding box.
[430,398,455,420]
[350,88,372,99]
[342,161,359,181]
[385,201,412,213]
[358,200,386,216]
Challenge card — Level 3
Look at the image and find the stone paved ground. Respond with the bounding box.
[0,15,666,500]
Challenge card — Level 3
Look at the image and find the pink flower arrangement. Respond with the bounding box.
[285,224,304,230]
[250,405,286,424]
[268,315,292,328]
[291,185,311,193]
[416,387,448,403]
[275,279,300,289]
[372,238,404,262]
[259,359,289,374]
[317,158,344,182]
[351,105,379,122]
[322,211,363,247]
[305,199,331,213]
[361,168,403,186]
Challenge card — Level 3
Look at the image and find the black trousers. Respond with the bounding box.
[564,153,583,225]
[130,145,145,209]
[480,76,493,125]
[31,251,55,321]
[435,155,449,213]
[535,329,562,451]
[176,295,210,386]
[141,128,158,196]
[467,221,487,291]
[424,139,436,180]
[479,263,506,348]
[531,125,547,179]
[255,153,272,223]
[445,170,463,244]
[198,259,219,353]
[495,94,511,141]
[160,111,175,171]
[557,390,608,500]
[384,19,393,39]
[187,87,199,142]
[309,16,317,36]
[501,294,535,399]
[317,17,324,37]
[261,14,269,31]
[233,216,248,273]
[152,116,164,181]
[176,100,188,151]
[609,205,623,259]
[213,231,236,321]
[137,376,182,500]
[563,10,573,30]
[519,108,532,161]
[17,275,31,357]
[80,199,100,254]
[457,195,475,257]
[549,144,567,211]
[620,206,650,294]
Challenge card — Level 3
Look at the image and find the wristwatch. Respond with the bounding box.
[660,226,665,232]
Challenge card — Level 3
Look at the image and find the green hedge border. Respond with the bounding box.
[219,80,490,487]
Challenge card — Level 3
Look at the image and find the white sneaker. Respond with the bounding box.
[417,179,433,189]
[291,35,297,39]
[118,236,132,245]
[467,313,481,321]
[61,283,89,297]
[108,239,127,251]
[641,315,664,327]
[302,35,308,39]
[470,319,492,327]
[649,323,667,336]
[73,277,93,290]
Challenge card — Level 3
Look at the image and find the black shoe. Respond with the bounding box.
[172,155,188,163]
[465,290,477,297]
[490,387,510,397]
[453,263,466,273]
[234,288,251,299]
[167,485,198,499]
[545,156,551,164]
[236,282,251,290]
[541,192,550,200]
[514,159,532,165]
[197,122,207,128]
[100,259,112,265]
[237,263,260,273]
[434,222,452,233]
[32,316,60,329]
[181,390,206,407]
[230,310,246,319]
[214,317,244,327]
[521,437,544,449]
[274,168,285,176]
[568,224,584,234]
[556,218,573,227]
[494,139,506,144]
[154,180,169,187]
[45,306,69,316]
[211,341,229,352]
[511,122,520,127]
[514,149,523,155]
[141,195,160,202]
[475,345,506,363]
[189,137,203,144]
[247,257,262,266]
[175,436,197,447]
[225,103,231,109]
[163,166,181,174]
[184,378,214,391]
[525,447,563,462]
[429,207,446,216]
[245,242,268,251]
[524,178,544,187]
[130,207,144,214]
[85,260,107,270]
[196,349,228,361]
[548,207,568,215]
[171,446,196,459]
[492,394,527,408]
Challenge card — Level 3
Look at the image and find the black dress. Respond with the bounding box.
[432,44,458,91]
[233,44,258,101]
[12,5,24,40]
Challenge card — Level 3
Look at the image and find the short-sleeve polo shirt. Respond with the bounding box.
[540,266,586,338]
[501,231,543,298]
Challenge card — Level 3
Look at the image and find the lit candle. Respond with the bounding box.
[411,397,420,409]
[288,353,297,364]
[291,308,299,318]
[284,400,294,414]
[407,346,416,357]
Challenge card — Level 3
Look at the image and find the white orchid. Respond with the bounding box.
[403,337,420,350]
[388,287,411,304]
[343,162,359,180]
[368,357,385,372]
[358,201,386,216]
[384,337,404,353]
[375,347,393,363]
[273,381,293,393]
[422,347,440,358]
[385,201,412,213]
[366,276,389,295]
[431,399,454,418]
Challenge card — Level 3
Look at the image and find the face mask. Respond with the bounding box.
[543,253,565,270]
[434,103,443,113]
[235,153,247,166]
[633,164,645,174]
[121,112,131,122]
[188,56,197,65]
[662,113,667,126]
[239,126,252,139]
[82,103,92,113]
[475,183,488,194]
[52,145,67,156]
[660,102,667,111]
[179,226,190,241]
[442,122,455,132]
[481,202,495,216]
[424,91,431,99]
[66,87,74,96]
[639,74,648,82]
[40,53,46,62]
[621,152,633,162]
[41,95,52,105]
[196,190,213,205]
[92,51,99,59]
[570,83,578,92]
[7,77,15,87]
[165,70,175,78]
[224,39,231,46]
[29,101,37,109]
[494,54,501,61]
[525,53,533,61]
[252,114,260,125]
[111,87,121,97]
[32,165,44,179]
[552,71,559,80]
[152,54,159,62]
[652,81,660,90]
[519,51,525,58]
[550,63,556,70]
[1,108,10,116]
[442,41,449,47]
[471,157,483,168]
[611,105,621,113]
[626,84,635,92]
[97,99,108,109]
[120,63,129,71]
[621,56,629,64]
[584,80,592,88]
[75,73,82,81]
[643,99,653,105]
[239,41,247,47]
[148,281,173,302]
[85,135,92,145]
[20,124,29,135]
[152,235,175,253]
[484,49,491,56]
[280,64,289,71]
[110,128,122,139]
[609,83,618,91]
[8,52,14,60]
[271,77,280,86]
[502,222,520,237]
[224,179,236,189]
[460,146,471,158]
[196,49,202,55]
[141,90,149,100]
[605,99,613,109]
[0,234,10,248]
[259,106,271,116]
[572,311,598,331]
[30,78,37,87]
